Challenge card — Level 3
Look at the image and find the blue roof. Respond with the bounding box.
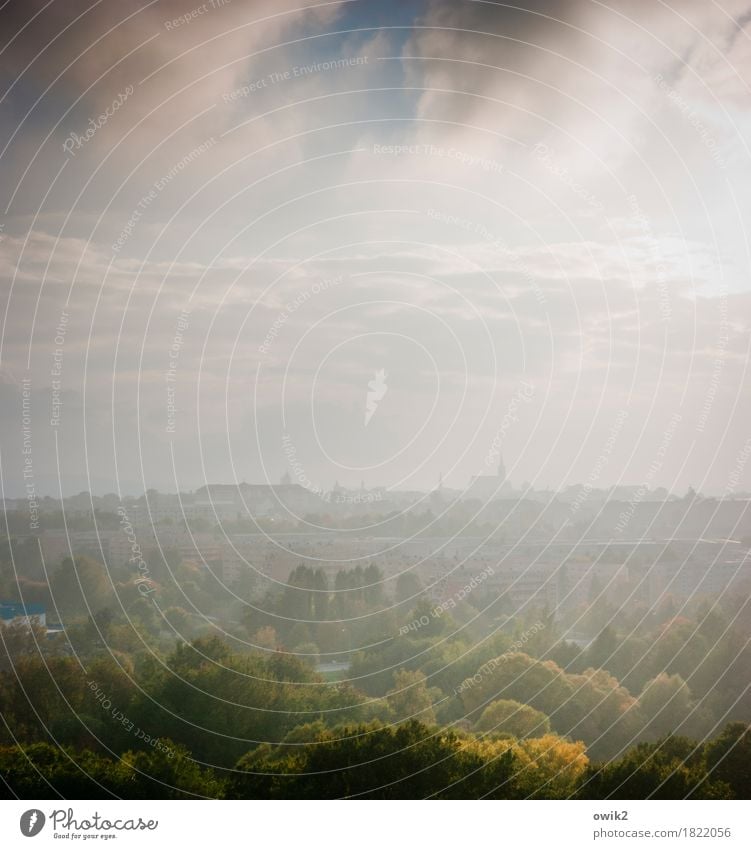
[0,601,45,620]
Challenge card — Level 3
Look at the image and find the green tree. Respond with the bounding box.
[387,669,438,725]
[702,722,751,798]
[230,720,520,799]
[51,556,113,617]
[395,572,422,604]
[475,699,551,739]
[638,673,694,740]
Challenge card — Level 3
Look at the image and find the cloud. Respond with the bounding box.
[1,1,749,496]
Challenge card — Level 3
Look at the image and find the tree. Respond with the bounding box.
[230,720,520,799]
[514,734,588,798]
[281,565,315,621]
[310,569,330,620]
[638,673,693,740]
[475,699,551,739]
[0,619,48,672]
[579,735,730,800]
[363,563,385,606]
[395,572,422,604]
[702,723,751,798]
[50,556,113,617]
[406,597,446,638]
[585,626,618,671]
[292,642,320,668]
[457,652,640,760]
[115,741,225,798]
[387,669,438,725]
[253,626,279,651]
[287,622,311,648]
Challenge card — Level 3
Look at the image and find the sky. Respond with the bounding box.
[0,0,750,497]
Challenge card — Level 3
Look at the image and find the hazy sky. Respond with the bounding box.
[1,0,750,497]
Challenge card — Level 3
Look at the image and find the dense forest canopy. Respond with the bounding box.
[2,543,750,799]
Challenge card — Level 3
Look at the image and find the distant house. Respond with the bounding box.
[0,601,46,629]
